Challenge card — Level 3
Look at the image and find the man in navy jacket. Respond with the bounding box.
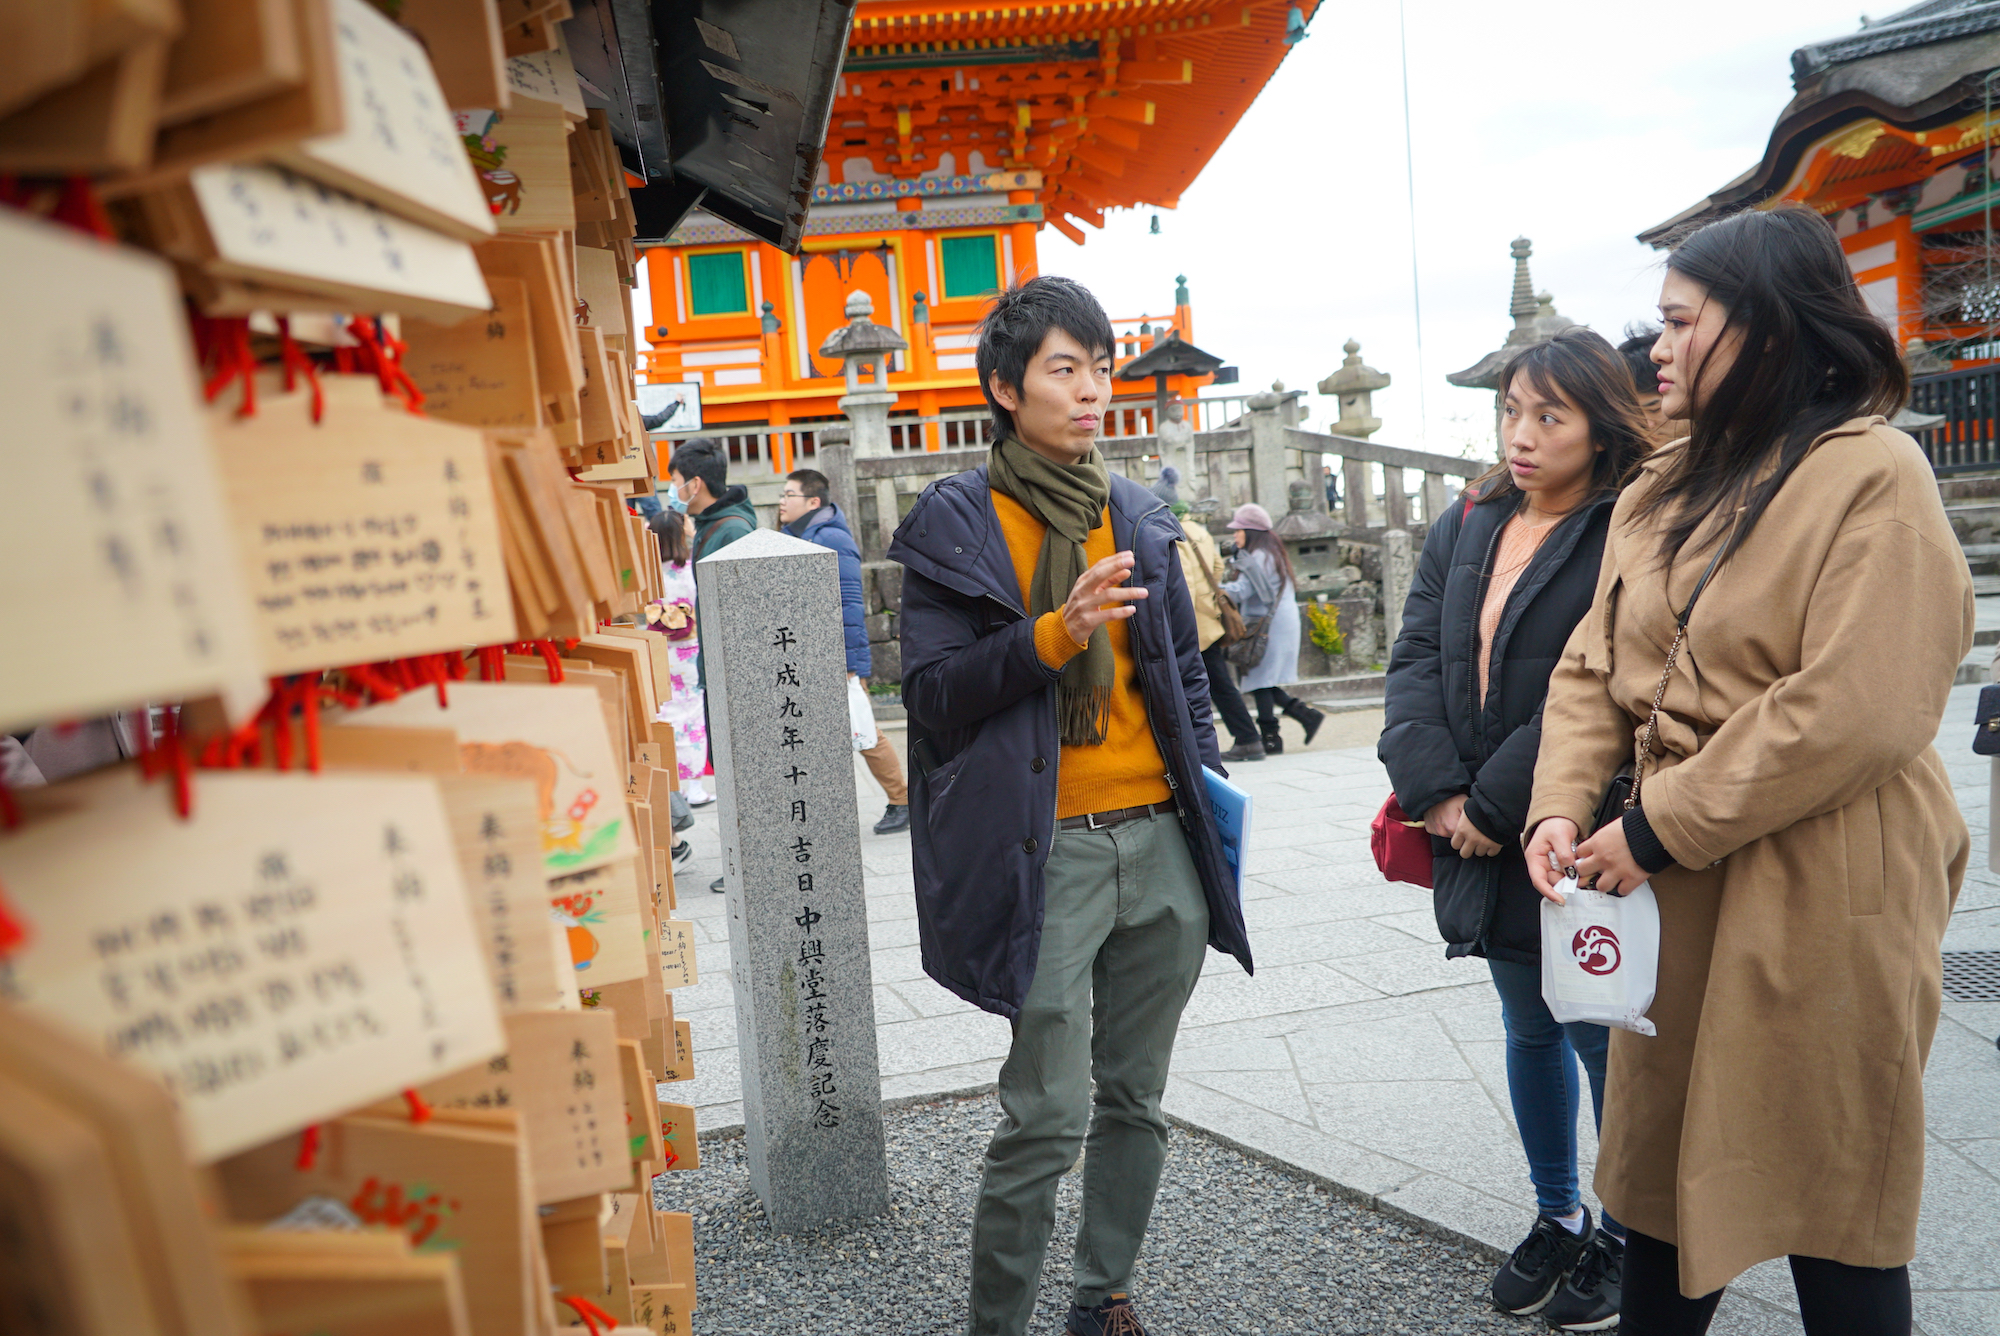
[890,277,1251,1336]
[778,469,910,835]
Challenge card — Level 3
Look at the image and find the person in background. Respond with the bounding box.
[1323,462,1341,513]
[777,468,911,836]
[1617,323,1676,447]
[669,435,759,892]
[1173,501,1263,761]
[890,275,1249,1336]
[1219,504,1323,754]
[1381,327,1651,1330]
[1526,206,1969,1335]
[646,507,711,826]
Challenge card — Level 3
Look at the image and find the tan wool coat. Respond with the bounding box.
[1527,417,1972,1297]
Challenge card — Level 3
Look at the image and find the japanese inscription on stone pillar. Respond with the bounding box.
[695,529,888,1231]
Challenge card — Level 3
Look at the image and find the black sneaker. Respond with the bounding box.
[710,876,726,894]
[1492,1210,1593,1315]
[872,803,910,835]
[1066,1293,1147,1336]
[1219,740,1266,762]
[670,839,692,866]
[1543,1229,1622,1331]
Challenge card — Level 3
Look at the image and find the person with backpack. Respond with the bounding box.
[1381,327,1651,1330]
[669,435,758,892]
[1173,501,1263,760]
[1525,206,1971,1336]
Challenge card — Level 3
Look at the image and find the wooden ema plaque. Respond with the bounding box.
[0,209,262,734]
[342,680,637,878]
[0,767,505,1162]
[208,375,515,675]
[420,1009,634,1203]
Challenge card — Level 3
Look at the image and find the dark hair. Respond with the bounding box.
[1466,326,1651,507]
[1636,205,1908,566]
[670,437,728,498]
[649,507,690,564]
[974,275,1115,440]
[1241,528,1295,590]
[1617,322,1662,397]
[787,468,830,504]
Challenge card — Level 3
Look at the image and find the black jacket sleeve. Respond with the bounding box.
[1379,508,1471,818]
[898,568,1060,734]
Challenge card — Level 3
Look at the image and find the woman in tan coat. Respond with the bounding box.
[1524,206,1972,1335]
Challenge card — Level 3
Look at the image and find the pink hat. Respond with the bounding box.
[1227,503,1273,532]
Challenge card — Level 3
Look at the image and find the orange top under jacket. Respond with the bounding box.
[990,491,1173,820]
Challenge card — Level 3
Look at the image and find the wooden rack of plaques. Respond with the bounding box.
[0,4,702,1333]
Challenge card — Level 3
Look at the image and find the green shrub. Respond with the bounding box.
[1306,601,1345,657]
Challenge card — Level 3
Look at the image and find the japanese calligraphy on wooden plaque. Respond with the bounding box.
[0,768,504,1162]
[0,209,261,734]
[209,374,514,675]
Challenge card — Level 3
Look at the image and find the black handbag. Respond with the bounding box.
[1974,684,2000,756]
[1225,612,1272,670]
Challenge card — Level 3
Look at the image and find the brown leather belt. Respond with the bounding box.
[1057,800,1175,832]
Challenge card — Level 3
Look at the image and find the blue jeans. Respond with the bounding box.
[1487,958,1623,1239]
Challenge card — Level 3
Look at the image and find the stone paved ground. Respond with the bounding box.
[665,675,2000,1335]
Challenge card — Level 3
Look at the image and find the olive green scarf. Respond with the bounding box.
[988,435,1114,746]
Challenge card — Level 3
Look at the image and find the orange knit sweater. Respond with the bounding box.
[991,491,1172,819]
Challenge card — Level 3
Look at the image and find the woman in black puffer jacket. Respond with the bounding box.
[1380,328,1650,1329]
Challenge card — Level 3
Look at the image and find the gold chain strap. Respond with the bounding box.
[1627,622,1688,813]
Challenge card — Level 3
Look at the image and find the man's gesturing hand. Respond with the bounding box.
[1061,552,1147,646]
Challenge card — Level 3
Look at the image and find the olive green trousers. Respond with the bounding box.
[966,810,1210,1336]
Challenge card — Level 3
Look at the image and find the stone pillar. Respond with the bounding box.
[841,388,897,460]
[1156,397,1196,497]
[1382,528,1413,653]
[1421,472,1449,525]
[1244,389,1290,519]
[1381,466,1409,529]
[696,529,889,1231]
[1343,458,1371,529]
[818,425,858,526]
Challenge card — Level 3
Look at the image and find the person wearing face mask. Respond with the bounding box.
[1525,206,1970,1336]
[1381,327,1651,1330]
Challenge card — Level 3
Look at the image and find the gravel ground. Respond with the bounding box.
[653,1093,1536,1336]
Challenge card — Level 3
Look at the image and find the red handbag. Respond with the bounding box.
[1370,793,1434,888]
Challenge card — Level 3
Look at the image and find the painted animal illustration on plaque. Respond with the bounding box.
[458,740,616,870]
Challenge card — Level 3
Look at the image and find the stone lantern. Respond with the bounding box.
[1317,338,1390,522]
[818,290,908,458]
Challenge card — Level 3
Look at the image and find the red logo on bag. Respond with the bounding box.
[1572,925,1621,976]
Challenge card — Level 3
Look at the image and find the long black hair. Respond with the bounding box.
[1467,326,1651,506]
[1634,205,1908,565]
[1240,527,1296,589]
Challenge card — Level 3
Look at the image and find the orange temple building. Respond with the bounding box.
[638,0,1319,471]
[1642,6,2000,367]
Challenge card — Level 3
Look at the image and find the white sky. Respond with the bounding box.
[1034,0,1864,459]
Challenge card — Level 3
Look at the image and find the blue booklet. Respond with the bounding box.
[1203,766,1252,898]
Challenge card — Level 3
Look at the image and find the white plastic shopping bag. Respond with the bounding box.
[1540,875,1660,1035]
[847,675,879,753]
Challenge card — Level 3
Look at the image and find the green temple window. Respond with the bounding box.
[940,233,999,300]
[687,250,749,316]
